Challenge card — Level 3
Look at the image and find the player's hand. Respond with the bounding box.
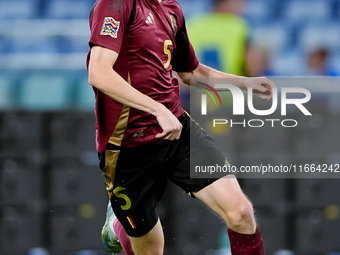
[244,77,275,100]
[154,105,182,141]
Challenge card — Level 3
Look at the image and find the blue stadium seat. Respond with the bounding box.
[271,49,305,76]
[47,36,89,54]
[298,22,340,54]
[61,37,90,53]
[45,0,93,19]
[19,73,71,110]
[11,36,58,54]
[77,77,95,110]
[0,36,11,53]
[244,0,274,22]
[0,0,39,19]
[0,75,13,109]
[284,1,332,25]
[178,0,211,19]
[250,23,291,55]
[329,53,340,75]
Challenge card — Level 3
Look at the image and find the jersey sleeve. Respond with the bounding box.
[171,18,199,72]
[89,0,134,53]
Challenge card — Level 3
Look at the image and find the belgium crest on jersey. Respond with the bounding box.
[169,14,177,34]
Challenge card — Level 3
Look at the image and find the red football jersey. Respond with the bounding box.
[87,0,199,152]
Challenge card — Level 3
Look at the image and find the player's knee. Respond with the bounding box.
[132,239,164,255]
[225,200,255,231]
[133,245,163,255]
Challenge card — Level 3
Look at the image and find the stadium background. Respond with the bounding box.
[0,0,340,255]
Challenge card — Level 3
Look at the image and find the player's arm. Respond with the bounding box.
[177,63,274,100]
[88,46,182,140]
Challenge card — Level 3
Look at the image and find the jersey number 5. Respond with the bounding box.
[164,40,173,69]
[113,186,132,210]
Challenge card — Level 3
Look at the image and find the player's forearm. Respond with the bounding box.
[88,67,165,116]
[179,63,248,90]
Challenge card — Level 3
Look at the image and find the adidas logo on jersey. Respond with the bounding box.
[145,12,155,24]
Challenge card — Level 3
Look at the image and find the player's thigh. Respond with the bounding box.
[129,219,164,255]
[193,176,254,226]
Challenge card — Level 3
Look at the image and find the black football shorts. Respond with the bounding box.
[98,112,227,237]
